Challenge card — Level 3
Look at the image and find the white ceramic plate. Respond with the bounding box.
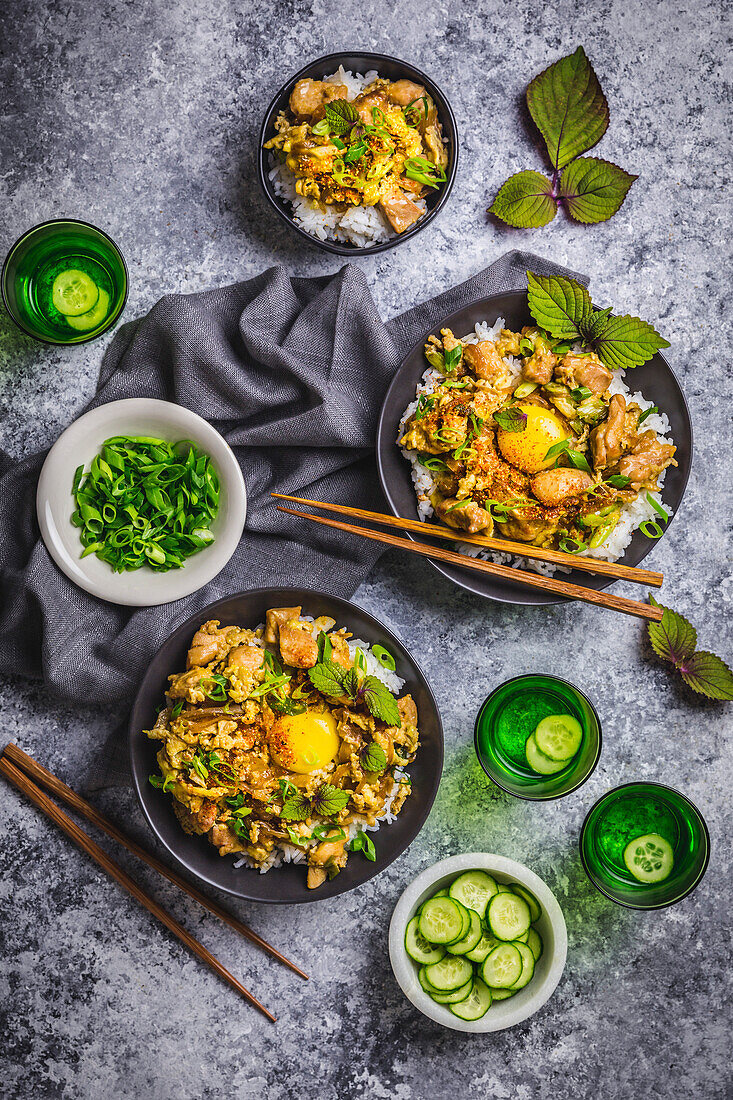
[36,398,247,606]
[389,852,567,1033]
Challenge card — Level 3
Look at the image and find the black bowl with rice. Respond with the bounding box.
[258,52,458,255]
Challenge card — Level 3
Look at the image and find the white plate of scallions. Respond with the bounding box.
[36,398,246,606]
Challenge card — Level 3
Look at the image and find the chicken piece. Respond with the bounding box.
[556,352,613,395]
[289,78,348,119]
[530,468,593,507]
[500,507,554,543]
[463,340,506,381]
[210,823,246,856]
[278,620,319,669]
[227,644,264,674]
[379,188,424,234]
[167,667,208,703]
[522,346,557,384]
[186,621,235,669]
[328,632,353,670]
[589,394,627,469]
[434,497,494,535]
[618,431,677,488]
[387,78,426,106]
[307,834,348,889]
[264,606,301,644]
[496,329,521,357]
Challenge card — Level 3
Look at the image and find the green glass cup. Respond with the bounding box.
[2,219,128,345]
[474,673,602,800]
[579,782,710,910]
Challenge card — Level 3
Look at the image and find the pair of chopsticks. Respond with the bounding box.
[272,493,664,623]
[0,743,308,1021]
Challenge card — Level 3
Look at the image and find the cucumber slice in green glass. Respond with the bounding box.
[525,733,571,775]
[533,713,583,761]
[52,269,99,316]
[623,833,674,884]
[66,288,111,331]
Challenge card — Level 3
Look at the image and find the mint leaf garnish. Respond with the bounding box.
[559,157,637,223]
[593,314,670,370]
[526,271,592,338]
[312,784,350,817]
[679,652,733,701]
[361,741,388,773]
[488,171,556,228]
[361,676,400,726]
[647,598,733,701]
[526,46,609,171]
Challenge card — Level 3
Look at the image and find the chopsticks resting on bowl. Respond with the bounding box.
[272,493,663,588]
[273,496,663,623]
[1,744,309,1020]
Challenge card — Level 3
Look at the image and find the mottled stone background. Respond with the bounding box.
[1,1,731,1097]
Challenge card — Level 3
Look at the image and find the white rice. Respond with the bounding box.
[398,316,675,574]
[232,632,408,874]
[268,67,426,248]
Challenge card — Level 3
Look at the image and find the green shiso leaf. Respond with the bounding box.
[311,784,350,817]
[593,313,670,369]
[679,652,733,701]
[526,271,592,338]
[647,599,697,666]
[526,46,609,170]
[488,171,557,227]
[361,676,400,726]
[559,157,637,223]
[361,741,388,774]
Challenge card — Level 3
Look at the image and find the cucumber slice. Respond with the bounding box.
[65,288,110,331]
[448,870,498,917]
[487,891,531,941]
[534,713,583,761]
[488,986,516,1001]
[52,270,99,317]
[465,930,500,964]
[447,901,472,944]
[481,943,523,988]
[525,733,571,775]
[450,977,492,1021]
[509,941,536,990]
[446,908,483,955]
[405,916,446,964]
[423,955,473,992]
[527,927,543,962]
[511,884,542,923]
[623,833,674,884]
[429,979,474,1004]
[418,897,466,944]
[515,929,530,943]
[495,882,513,893]
[433,887,449,897]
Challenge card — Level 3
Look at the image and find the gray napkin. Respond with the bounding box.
[0,250,586,778]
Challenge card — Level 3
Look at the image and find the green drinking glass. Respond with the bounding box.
[2,219,128,345]
[474,673,602,801]
[579,781,710,910]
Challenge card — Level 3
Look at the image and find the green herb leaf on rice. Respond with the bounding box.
[361,676,400,726]
[308,659,347,698]
[324,99,359,133]
[281,792,312,821]
[361,741,388,774]
[488,170,557,228]
[559,157,638,223]
[493,407,528,433]
[311,784,350,817]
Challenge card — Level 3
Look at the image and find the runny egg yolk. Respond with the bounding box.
[270,711,340,774]
[496,404,570,474]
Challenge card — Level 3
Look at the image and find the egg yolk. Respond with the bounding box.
[269,711,340,774]
[496,404,570,474]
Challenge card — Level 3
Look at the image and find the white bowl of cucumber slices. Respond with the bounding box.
[389,853,567,1032]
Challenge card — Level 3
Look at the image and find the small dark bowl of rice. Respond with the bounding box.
[258,51,459,256]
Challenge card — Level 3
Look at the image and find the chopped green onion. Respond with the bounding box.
[637,406,658,425]
[404,155,447,190]
[371,645,396,671]
[605,474,631,488]
[640,520,664,539]
[646,493,669,523]
[571,386,593,401]
[513,382,538,398]
[559,536,588,553]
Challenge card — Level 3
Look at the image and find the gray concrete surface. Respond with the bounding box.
[1,1,731,1097]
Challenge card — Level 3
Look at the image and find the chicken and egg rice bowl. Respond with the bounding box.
[265,65,449,248]
[398,316,676,575]
[146,607,419,889]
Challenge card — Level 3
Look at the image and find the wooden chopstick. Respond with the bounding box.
[277,505,663,623]
[2,743,307,982]
[0,753,276,1022]
[271,493,663,588]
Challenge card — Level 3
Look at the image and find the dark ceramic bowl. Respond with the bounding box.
[257,51,458,256]
[129,587,444,903]
[376,290,692,606]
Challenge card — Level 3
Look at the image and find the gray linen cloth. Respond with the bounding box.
[0,250,585,782]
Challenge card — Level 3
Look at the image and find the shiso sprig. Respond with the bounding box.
[489,47,637,228]
[647,597,733,701]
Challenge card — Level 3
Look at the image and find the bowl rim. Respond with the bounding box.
[578,780,711,910]
[257,50,459,256]
[1,217,129,346]
[36,397,247,606]
[473,673,603,801]
[376,287,693,605]
[128,585,445,902]
[388,851,568,1032]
